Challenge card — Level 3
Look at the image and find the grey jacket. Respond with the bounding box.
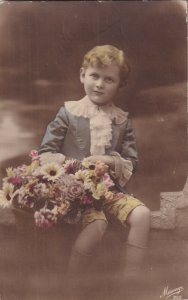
[38,106,138,172]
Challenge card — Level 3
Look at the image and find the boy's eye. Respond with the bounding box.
[90,73,99,79]
[105,77,114,83]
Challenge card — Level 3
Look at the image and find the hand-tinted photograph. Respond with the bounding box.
[0,1,187,300]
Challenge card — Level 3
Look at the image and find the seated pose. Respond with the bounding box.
[38,45,150,284]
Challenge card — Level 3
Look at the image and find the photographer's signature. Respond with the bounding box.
[160,286,188,300]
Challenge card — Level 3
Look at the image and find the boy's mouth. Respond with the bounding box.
[93,91,104,95]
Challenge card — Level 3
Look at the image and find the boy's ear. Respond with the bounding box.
[80,68,85,83]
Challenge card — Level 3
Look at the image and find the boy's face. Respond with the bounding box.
[80,64,121,105]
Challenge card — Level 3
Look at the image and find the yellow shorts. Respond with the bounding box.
[81,193,144,229]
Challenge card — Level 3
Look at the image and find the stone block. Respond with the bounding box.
[151,177,188,229]
[176,207,188,228]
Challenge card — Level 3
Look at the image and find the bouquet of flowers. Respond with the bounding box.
[0,151,116,229]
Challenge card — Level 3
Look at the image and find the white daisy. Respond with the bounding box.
[0,189,12,208]
[3,182,14,198]
[40,162,64,182]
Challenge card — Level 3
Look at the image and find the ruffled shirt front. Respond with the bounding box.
[65,96,133,187]
[65,96,128,155]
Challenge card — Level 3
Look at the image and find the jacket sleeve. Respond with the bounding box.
[120,117,138,172]
[38,106,69,154]
[110,117,138,187]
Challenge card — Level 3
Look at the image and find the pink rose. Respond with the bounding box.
[95,162,108,177]
[34,208,57,229]
[102,173,115,188]
[65,180,84,201]
[105,191,114,201]
[30,150,39,161]
[8,176,22,186]
[80,194,93,205]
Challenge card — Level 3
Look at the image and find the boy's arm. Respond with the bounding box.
[110,117,138,187]
[120,117,138,172]
[38,106,69,156]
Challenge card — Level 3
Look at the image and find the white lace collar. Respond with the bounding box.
[65,97,128,155]
[65,96,128,125]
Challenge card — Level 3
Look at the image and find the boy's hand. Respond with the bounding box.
[39,152,66,165]
[86,155,115,169]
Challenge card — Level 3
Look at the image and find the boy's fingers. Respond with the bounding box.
[89,155,103,160]
[85,156,97,162]
[39,152,66,165]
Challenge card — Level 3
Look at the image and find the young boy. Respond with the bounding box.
[38,45,150,283]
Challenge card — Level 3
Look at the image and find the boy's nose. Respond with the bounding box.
[96,79,104,89]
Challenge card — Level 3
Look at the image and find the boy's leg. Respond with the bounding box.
[104,195,150,278]
[68,219,107,275]
[67,218,107,299]
[124,205,150,276]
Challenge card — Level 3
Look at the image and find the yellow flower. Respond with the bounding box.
[81,159,91,169]
[6,167,14,178]
[86,170,95,178]
[26,160,40,174]
[24,179,38,195]
[40,162,64,182]
[105,191,114,201]
[57,201,70,215]
[75,170,94,181]
[92,183,107,200]
[75,170,85,180]
[84,179,95,191]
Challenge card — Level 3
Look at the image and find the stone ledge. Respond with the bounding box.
[151,177,188,229]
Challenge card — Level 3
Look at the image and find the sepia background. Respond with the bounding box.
[0,1,187,300]
[0,1,187,210]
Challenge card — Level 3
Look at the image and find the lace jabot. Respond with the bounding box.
[65,97,128,156]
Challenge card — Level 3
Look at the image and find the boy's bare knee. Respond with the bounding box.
[96,220,108,239]
[139,206,151,219]
[127,206,150,226]
[73,220,107,256]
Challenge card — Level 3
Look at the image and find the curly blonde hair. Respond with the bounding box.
[81,45,130,83]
